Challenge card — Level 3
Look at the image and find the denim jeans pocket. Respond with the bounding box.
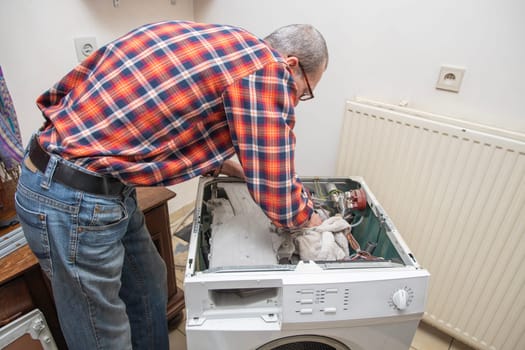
[77,194,129,246]
[14,191,53,278]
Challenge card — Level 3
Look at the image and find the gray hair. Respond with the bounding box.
[264,24,328,74]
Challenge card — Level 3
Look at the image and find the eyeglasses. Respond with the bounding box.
[298,62,314,101]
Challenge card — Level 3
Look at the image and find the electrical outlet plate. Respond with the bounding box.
[436,65,465,93]
[74,37,97,62]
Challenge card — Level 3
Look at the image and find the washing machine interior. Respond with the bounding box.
[191,176,413,273]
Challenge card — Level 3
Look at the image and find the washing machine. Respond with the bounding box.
[184,176,429,350]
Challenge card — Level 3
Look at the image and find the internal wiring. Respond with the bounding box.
[313,179,328,199]
[350,215,364,228]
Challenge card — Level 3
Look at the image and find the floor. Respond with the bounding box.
[167,210,475,350]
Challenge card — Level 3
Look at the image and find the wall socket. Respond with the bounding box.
[436,65,466,93]
[74,37,97,62]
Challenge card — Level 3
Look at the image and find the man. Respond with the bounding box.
[15,20,328,349]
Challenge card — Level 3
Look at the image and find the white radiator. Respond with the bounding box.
[336,99,525,350]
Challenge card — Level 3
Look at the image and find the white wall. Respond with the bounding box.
[2,0,524,211]
[194,0,525,176]
[0,0,197,210]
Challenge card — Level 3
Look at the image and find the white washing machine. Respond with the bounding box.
[184,177,429,350]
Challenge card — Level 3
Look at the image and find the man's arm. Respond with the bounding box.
[223,61,315,228]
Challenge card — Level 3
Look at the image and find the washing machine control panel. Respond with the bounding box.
[282,273,427,323]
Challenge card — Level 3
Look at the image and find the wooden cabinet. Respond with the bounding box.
[0,256,66,349]
[0,187,185,349]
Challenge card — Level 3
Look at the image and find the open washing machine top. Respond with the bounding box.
[186,176,421,274]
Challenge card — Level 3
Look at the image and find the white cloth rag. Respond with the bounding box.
[295,216,351,261]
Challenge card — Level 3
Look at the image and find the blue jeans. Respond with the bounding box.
[14,152,169,350]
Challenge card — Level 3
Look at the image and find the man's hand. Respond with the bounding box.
[305,211,323,227]
[220,159,246,180]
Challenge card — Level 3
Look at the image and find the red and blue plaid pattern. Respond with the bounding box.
[37,20,313,227]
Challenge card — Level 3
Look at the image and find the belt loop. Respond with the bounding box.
[40,154,59,190]
[101,179,110,195]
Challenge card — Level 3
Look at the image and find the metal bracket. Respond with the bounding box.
[0,309,57,350]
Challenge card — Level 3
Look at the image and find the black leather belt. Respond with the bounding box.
[28,138,126,196]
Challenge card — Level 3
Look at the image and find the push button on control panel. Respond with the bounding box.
[324,307,337,314]
[300,308,313,315]
[294,287,345,318]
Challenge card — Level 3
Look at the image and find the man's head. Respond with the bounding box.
[264,24,328,104]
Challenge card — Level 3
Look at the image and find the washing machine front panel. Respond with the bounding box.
[184,267,428,326]
[184,267,428,350]
[186,316,421,350]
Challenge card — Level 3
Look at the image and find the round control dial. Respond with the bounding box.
[389,287,414,310]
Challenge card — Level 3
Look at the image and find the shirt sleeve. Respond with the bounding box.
[222,61,314,228]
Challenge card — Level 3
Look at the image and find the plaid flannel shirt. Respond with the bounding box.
[36,21,313,228]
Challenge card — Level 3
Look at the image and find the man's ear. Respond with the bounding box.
[285,55,299,68]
